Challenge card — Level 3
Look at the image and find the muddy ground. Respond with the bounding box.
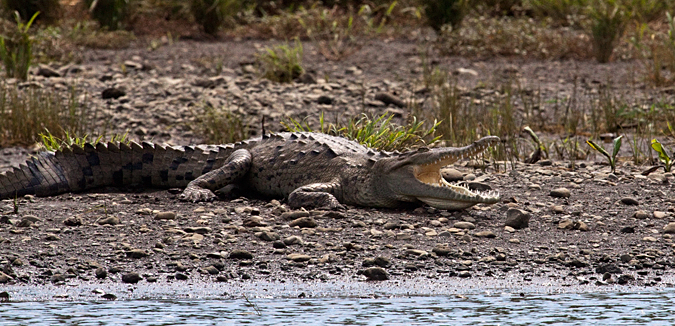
[1,39,675,296]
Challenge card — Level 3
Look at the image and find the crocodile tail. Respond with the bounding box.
[0,152,70,199]
[0,141,231,200]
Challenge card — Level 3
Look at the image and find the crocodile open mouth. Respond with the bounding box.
[412,156,499,209]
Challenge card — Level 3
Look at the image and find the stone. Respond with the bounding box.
[633,210,650,219]
[37,65,61,78]
[101,87,125,99]
[287,253,311,262]
[289,216,317,228]
[121,272,141,284]
[258,231,280,241]
[432,246,451,256]
[95,267,107,279]
[64,216,83,226]
[653,211,667,219]
[0,272,9,283]
[620,197,639,205]
[474,230,496,238]
[281,210,310,220]
[550,188,571,198]
[126,249,149,259]
[558,219,574,229]
[204,266,219,275]
[154,211,177,220]
[98,216,120,225]
[663,222,675,234]
[595,263,621,274]
[441,168,464,182]
[453,222,475,230]
[175,273,189,280]
[229,249,253,260]
[317,95,333,105]
[505,208,530,229]
[283,236,303,246]
[362,267,389,281]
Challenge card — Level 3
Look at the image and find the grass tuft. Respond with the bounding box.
[192,103,250,144]
[0,12,39,80]
[256,39,304,83]
[0,84,96,147]
[39,130,129,152]
[283,112,441,152]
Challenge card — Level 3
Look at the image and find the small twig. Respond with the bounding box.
[243,294,262,316]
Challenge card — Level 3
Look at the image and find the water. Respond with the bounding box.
[1,280,674,325]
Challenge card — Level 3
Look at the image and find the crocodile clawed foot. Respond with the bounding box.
[179,187,216,202]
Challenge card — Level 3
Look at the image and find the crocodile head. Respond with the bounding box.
[374,136,501,210]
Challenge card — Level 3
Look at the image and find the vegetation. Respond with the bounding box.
[192,103,250,144]
[587,135,623,173]
[0,12,38,80]
[650,138,673,172]
[0,85,95,147]
[424,0,466,31]
[256,39,304,83]
[2,0,60,24]
[283,112,441,151]
[39,130,129,152]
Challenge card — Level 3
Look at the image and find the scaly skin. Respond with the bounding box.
[0,132,500,210]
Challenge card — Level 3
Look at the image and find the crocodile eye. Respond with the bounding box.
[417,147,429,152]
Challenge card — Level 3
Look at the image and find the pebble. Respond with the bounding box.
[453,222,476,230]
[281,210,310,220]
[633,210,650,219]
[505,208,530,229]
[63,216,83,226]
[121,272,141,284]
[126,249,149,258]
[289,216,317,228]
[101,87,126,99]
[204,266,220,275]
[229,249,254,260]
[621,197,640,205]
[154,211,176,220]
[653,211,666,219]
[0,272,9,283]
[175,273,189,280]
[98,216,120,225]
[663,222,675,234]
[287,253,311,262]
[362,267,389,281]
[441,168,464,182]
[474,230,496,238]
[95,267,107,279]
[558,219,574,229]
[258,231,280,241]
[549,188,571,198]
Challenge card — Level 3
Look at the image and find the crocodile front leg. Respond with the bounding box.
[288,181,344,210]
[180,149,251,202]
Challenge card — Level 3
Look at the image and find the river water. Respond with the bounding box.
[1,279,673,325]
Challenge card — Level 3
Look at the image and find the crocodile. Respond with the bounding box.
[0,132,500,210]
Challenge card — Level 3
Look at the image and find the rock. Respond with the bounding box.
[550,188,571,198]
[551,205,564,214]
[642,236,658,242]
[474,230,496,238]
[184,227,211,234]
[102,293,117,300]
[596,264,621,274]
[37,65,61,77]
[374,92,405,108]
[505,208,530,229]
[258,231,280,241]
[64,216,83,226]
[432,246,451,256]
[617,274,635,285]
[441,168,464,182]
[287,253,311,262]
[154,211,176,220]
[620,197,639,205]
[558,219,574,229]
[126,249,149,259]
[281,210,310,220]
[575,221,589,231]
[458,271,471,278]
[468,182,492,192]
[362,256,391,268]
[283,235,303,246]
[243,216,266,227]
[633,210,650,219]
[0,272,9,283]
[175,273,189,280]
[95,267,107,279]
[362,267,389,281]
[620,226,635,233]
[204,266,219,275]
[653,211,667,219]
[50,274,66,283]
[122,272,141,284]
[663,222,675,234]
[317,95,333,105]
[229,249,254,260]
[453,222,476,230]
[98,216,120,225]
[101,87,125,99]
[289,216,317,228]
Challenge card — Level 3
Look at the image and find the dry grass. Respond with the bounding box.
[0,84,95,147]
